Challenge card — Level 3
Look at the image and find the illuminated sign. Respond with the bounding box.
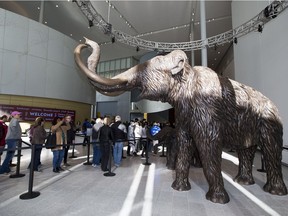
[0,105,75,122]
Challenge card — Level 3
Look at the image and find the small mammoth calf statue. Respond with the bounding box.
[74,38,287,204]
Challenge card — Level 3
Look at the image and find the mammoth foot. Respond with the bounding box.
[206,188,230,204]
[171,178,191,191]
[263,182,288,195]
[234,174,255,185]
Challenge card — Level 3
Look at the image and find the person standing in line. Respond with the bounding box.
[29,117,46,172]
[111,115,127,167]
[63,115,76,166]
[51,116,71,173]
[141,121,148,158]
[127,120,135,156]
[82,118,92,146]
[133,119,142,156]
[63,115,76,167]
[0,115,8,164]
[99,117,114,172]
[0,111,22,174]
[91,118,103,168]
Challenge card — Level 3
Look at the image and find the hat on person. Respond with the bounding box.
[11,111,21,116]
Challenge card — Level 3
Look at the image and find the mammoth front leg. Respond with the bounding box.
[171,131,192,191]
[166,136,178,170]
[197,139,230,204]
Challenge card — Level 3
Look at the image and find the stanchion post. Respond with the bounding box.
[142,139,151,166]
[83,137,92,165]
[10,139,25,178]
[19,144,40,199]
[104,141,116,177]
[160,141,166,157]
[257,153,266,173]
[69,141,77,158]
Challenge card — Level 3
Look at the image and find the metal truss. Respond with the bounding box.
[74,0,288,51]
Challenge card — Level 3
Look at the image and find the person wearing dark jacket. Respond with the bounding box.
[63,115,76,167]
[99,117,114,172]
[110,115,127,167]
[29,117,47,171]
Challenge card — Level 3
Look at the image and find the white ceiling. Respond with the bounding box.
[0,1,233,71]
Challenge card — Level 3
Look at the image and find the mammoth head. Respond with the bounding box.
[74,38,188,99]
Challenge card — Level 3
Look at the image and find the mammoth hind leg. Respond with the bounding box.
[234,145,257,185]
[260,137,287,195]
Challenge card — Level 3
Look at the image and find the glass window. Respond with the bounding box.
[110,60,115,71]
[126,58,131,68]
[121,58,126,69]
[115,59,121,70]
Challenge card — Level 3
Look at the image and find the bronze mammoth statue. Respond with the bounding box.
[74,38,287,204]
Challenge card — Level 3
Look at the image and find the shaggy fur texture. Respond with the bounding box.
[76,44,287,204]
[136,57,287,204]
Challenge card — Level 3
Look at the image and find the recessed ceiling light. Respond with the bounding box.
[70,34,73,36]
[37,7,40,10]
[218,51,221,54]
[44,21,47,24]
[56,4,59,8]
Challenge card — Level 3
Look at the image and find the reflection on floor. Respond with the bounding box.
[0,136,287,216]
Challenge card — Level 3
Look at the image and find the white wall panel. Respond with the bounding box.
[0,50,3,81]
[3,11,28,54]
[28,20,49,59]
[45,61,69,99]
[0,9,5,49]
[0,50,27,94]
[63,37,77,68]
[0,9,95,104]
[47,28,64,65]
[25,55,47,97]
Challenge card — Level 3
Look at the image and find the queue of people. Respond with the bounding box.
[0,111,168,175]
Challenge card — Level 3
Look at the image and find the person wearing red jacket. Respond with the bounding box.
[0,115,8,164]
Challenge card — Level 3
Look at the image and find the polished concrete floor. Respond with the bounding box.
[0,136,288,216]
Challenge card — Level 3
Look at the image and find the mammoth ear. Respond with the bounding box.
[171,59,185,75]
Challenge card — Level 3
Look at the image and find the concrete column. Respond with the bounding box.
[200,0,208,66]
[190,24,195,67]
[38,0,44,24]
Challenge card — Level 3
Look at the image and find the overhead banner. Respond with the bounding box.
[0,104,75,122]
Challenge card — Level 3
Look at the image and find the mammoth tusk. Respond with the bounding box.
[74,43,128,87]
[88,80,126,96]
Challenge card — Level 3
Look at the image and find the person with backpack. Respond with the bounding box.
[0,115,8,164]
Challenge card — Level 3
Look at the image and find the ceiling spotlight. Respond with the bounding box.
[234,37,238,44]
[136,46,140,52]
[258,24,263,33]
[111,37,115,43]
[89,20,94,28]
